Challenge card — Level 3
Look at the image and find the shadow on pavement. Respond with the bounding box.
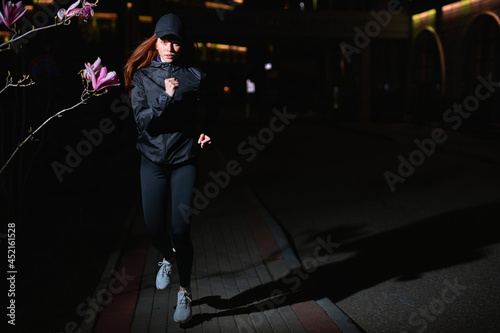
[181,201,500,329]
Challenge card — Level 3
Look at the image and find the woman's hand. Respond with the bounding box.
[198,133,211,148]
[164,78,179,97]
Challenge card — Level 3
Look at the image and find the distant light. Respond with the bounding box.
[0,31,9,43]
[299,2,305,10]
[246,79,255,94]
[197,42,247,53]
[33,0,53,4]
[127,2,133,9]
[224,86,230,93]
[412,8,436,27]
[138,15,153,23]
[264,63,272,71]
[442,0,480,13]
[205,1,234,10]
[442,2,461,12]
[94,13,118,20]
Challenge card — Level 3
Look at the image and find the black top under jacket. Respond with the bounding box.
[131,60,216,166]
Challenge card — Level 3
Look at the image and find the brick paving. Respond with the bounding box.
[89,149,364,333]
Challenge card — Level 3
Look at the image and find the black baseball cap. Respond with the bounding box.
[154,14,183,40]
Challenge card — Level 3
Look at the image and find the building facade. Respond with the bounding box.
[12,0,500,131]
[410,0,500,135]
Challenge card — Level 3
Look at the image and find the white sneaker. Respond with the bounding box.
[173,290,192,323]
[156,258,172,290]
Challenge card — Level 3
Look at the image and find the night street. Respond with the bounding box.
[213,113,500,333]
[2,1,500,332]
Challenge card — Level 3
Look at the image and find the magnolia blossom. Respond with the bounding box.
[57,0,97,22]
[83,58,120,92]
[81,1,97,21]
[92,67,120,91]
[0,0,26,28]
[57,0,80,20]
[83,57,102,81]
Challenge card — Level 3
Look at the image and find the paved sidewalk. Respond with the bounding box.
[85,149,365,332]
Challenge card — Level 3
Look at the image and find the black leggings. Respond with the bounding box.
[140,156,196,288]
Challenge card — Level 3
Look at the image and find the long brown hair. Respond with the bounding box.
[124,35,158,95]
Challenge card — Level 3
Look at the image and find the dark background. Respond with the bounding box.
[1,0,500,332]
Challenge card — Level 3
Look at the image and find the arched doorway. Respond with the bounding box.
[410,28,445,127]
[462,13,500,129]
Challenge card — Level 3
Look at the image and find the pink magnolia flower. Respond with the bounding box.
[84,59,120,92]
[80,1,97,22]
[0,0,27,28]
[83,57,102,81]
[92,67,120,91]
[57,0,96,22]
[57,0,80,20]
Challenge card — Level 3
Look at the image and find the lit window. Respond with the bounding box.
[246,79,255,94]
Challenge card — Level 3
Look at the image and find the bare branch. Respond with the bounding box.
[0,73,35,95]
[0,92,96,175]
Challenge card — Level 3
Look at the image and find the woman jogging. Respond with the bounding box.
[124,13,216,323]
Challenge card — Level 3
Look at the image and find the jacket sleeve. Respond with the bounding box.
[131,70,173,131]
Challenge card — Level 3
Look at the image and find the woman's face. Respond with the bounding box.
[156,36,181,63]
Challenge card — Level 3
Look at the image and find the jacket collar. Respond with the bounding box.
[150,59,178,70]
